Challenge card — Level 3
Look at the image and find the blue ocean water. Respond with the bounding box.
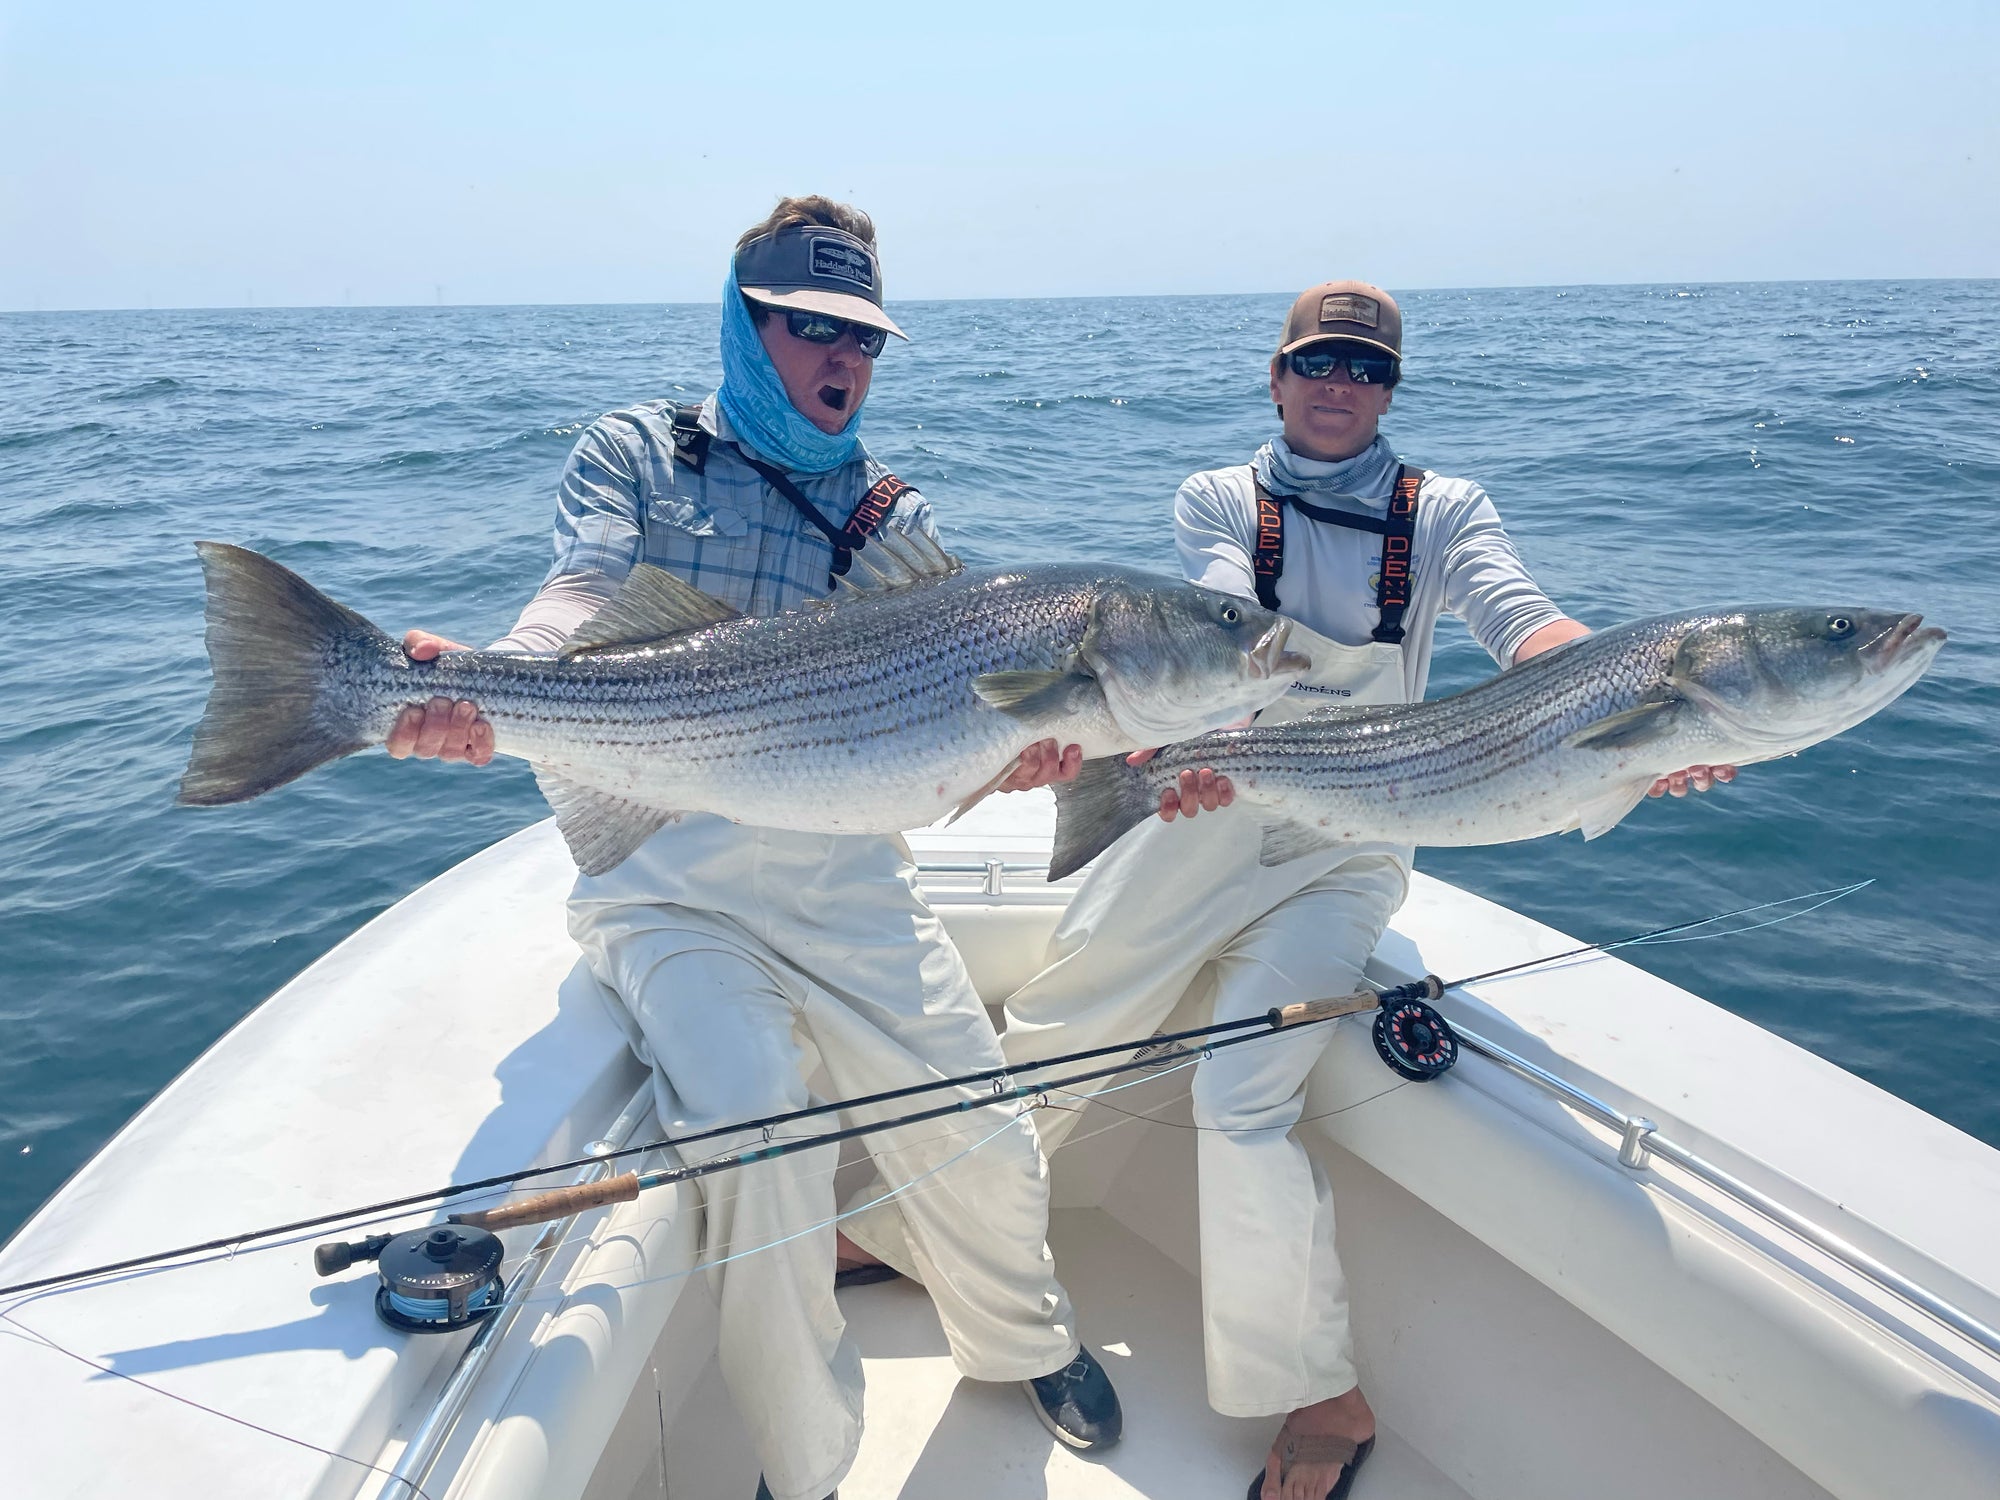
[2,283,1995,1239]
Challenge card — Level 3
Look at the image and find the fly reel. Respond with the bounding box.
[1371,980,1460,1082]
[314,1224,505,1334]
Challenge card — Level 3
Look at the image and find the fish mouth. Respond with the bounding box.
[1248,620,1311,680]
[1859,613,1946,673]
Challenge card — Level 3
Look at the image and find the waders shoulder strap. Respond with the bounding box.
[668,401,711,472]
[1374,462,1422,644]
[1249,462,1424,644]
[673,399,908,584]
[1250,476,1287,611]
[729,444,911,585]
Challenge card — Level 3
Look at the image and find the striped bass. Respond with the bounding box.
[179,532,1315,873]
[1047,605,1946,880]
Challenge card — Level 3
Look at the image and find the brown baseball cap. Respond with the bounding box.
[735,224,909,341]
[1277,280,1402,360]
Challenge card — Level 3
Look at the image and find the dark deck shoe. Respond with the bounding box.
[753,1477,834,1500]
[1021,1344,1124,1451]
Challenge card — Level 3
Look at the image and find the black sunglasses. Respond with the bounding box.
[785,309,888,358]
[1287,346,1400,387]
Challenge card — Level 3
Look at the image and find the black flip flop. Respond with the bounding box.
[1244,1430,1373,1500]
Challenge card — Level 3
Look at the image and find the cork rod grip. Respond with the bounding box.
[450,1172,641,1231]
[1271,990,1381,1027]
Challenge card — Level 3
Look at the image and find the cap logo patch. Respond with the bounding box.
[1320,293,1379,328]
[809,236,875,289]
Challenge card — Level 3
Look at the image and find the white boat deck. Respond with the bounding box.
[639,1208,1467,1500]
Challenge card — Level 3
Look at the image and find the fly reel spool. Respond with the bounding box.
[1369,978,1461,1081]
[314,1224,505,1334]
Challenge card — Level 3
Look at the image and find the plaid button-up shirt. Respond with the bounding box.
[546,395,935,619]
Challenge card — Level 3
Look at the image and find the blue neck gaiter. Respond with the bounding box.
[714,262,862,474]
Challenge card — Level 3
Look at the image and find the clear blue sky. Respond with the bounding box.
[1,1,1993,310]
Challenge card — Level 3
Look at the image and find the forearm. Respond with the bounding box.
[1512,616,1590,665]
[487,572,621,654]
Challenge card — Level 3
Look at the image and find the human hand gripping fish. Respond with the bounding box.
[384,632,492,766]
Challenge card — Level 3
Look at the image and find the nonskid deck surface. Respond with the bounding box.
[658,1208,1466,1500]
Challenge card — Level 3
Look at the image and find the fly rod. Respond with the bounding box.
[0,882,1869,1301]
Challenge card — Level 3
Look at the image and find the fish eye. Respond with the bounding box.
[1827,615,1854,638]
[1219,603,1241,624]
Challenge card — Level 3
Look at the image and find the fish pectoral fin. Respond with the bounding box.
[1563,698,1687,752]
[1567,779,1654,841]
[972,669,1099,719]
[559,564,742,658]
[533,769,677,874]
[1258,819,1343,866]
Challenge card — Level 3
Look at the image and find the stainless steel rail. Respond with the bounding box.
[375,1079,658,1500]
[1453,1021,2000,1365]
[917,859,1054,895]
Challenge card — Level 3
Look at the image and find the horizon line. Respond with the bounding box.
[4,273,1997,318]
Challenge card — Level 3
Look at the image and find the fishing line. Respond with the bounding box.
[0,1004,1349,1300]
[1047,1076,1413,1134]
[1606,880,1873,947]
[0,880,1874,1303]
[498,1054,1205,1308]
[0,1304,441,1500]
[1442,880,1873,987]
[0,1105,1008,1321]
[0,1058,1201,1495]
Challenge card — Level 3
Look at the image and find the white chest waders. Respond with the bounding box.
[1002,468,1431,1417]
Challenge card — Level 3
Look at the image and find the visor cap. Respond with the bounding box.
[1277,280,1401,360]
[735,225,909,341]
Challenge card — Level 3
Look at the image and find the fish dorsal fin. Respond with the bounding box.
[839,527,962,596]
[558,564,741,658]
[806,530,959,607]
[534,767,678,874]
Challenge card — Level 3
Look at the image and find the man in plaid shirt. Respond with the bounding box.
[386,197,1120,1500]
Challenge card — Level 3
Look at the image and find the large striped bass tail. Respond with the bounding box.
[178,542,396,806]
[1048,755,1159,881]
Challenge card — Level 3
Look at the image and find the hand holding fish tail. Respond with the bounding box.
[1160,765,1234,821]
[1125,748,1235,821]
[384,630,493,767]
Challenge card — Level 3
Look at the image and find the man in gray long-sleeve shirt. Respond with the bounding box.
[385,196,1123,1500]
[1003,279,1732,1500]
